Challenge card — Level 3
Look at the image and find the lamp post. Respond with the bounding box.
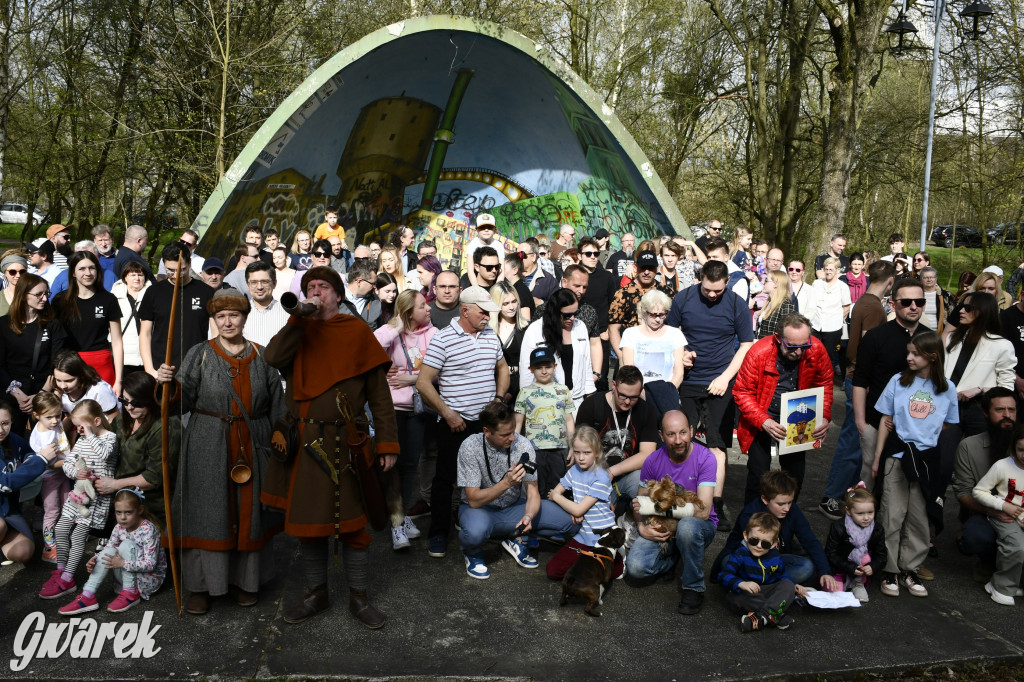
[885,1,994,251]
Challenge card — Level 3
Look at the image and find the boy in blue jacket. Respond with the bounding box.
[718,512,808,632]
[712,470,841,592]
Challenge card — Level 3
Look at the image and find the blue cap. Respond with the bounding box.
[202,257,224,273]
[529,346,556,368]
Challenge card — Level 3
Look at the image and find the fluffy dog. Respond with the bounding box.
[643,475,704,536]
[560,527,626,617]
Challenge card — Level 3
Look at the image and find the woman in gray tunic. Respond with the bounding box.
[158,288,286,615]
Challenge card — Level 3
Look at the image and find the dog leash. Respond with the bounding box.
[569,545,615,570]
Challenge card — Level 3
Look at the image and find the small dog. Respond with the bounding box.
[644,475,705,536]
[560,527,626,617]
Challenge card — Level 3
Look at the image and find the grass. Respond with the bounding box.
[923,242,1023,292]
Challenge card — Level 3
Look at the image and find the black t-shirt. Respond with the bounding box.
[0,318,67,392]
[55,290,120,352]
[852,319,931,427]
[814,253,851,276]
[581,265,617,331]
[512,280,536,316]
[430,301,460,330]
[1000,305,1024,377]
[138,278,214,368]
[605,251,633,280]
[575,391,658,462]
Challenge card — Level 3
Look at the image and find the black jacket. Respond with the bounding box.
[824,517,887,578]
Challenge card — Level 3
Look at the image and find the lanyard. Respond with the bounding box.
[610,402,631,453]
[481,433,513,487]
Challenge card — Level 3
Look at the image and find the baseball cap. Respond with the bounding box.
[203,257,225,273]
[529,347,556,368]
[460,286,499,312]
[636,251,659,270]
[593,229,610,240]
[23,241,40,254]
[475,213,496,229]
[983,265,1004,277]
[46,224,69,240]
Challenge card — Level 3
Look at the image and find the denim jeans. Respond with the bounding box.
[609,469,642,511]
[959,513,997,561]
[84,539,138,593]
[458,499,579,554]
[824,377,863,499]
[625,517,716,592]
[782,553,814,585]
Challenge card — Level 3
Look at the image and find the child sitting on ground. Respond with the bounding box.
[711,470,840,592]
[972,423,1024,606]
[824,483,886,602]
[544,426,621,580]
[718,512,807,632]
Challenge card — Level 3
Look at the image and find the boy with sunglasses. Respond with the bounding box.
[717,511,808,632]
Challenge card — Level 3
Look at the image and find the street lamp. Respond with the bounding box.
[886,1,995,251]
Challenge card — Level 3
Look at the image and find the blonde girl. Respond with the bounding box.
[378,244,408,292]
[730,225,754,273]
[756,270,796,339]
[30,391,71,563]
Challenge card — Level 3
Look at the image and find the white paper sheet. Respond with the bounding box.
[803,590,862,609]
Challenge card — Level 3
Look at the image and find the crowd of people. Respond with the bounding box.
[2,213,1024,633]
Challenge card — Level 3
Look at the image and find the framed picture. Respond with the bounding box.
[778,387,825,455]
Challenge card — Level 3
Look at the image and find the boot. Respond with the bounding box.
[348,588,385,629]
[283,584,330,624]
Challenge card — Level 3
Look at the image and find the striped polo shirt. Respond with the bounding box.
[423,318,503,421]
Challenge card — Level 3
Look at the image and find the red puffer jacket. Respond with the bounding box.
[733,335,834,453]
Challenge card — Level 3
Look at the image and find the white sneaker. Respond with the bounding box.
[402,516,421,540]
[851,583,869,603]
[985,581,1015,606]
[391,525,410,550]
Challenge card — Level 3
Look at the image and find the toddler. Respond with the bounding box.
[824,484,886,602]
[29,392,71,563]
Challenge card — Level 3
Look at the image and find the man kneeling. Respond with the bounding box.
[458,401,579,579]
[625,410,718,615]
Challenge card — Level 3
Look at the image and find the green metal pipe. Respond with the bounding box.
[419,67,475,210]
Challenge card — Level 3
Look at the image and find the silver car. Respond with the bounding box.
[0,202,45,224]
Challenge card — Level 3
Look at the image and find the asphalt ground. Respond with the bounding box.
[2,388,1023,681]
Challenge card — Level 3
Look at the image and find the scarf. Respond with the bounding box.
[291,315,391,401]
[844,514,874,567]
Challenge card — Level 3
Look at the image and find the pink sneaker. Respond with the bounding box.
[59,593,99,615]
[107,589,140,613]
[39,575,76,600]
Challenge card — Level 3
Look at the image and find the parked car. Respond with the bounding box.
[930,224,983,248]
[0,203,45,225]
[130,211,179,230]
[987,223,1022,246]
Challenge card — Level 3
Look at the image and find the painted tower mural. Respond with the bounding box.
[192,16,689,264]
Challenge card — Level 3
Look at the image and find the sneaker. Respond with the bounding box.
[427,535,447,558]
[41,542,57,564]
[464,553,490,580]
[985,581,1015,606]
[107,589,140,613]
[916,565,934,581]
[740,611,768,632]
[769,613,795,630]
[818,497,843,521]
[900,572,928,597]
[406,500,431,518]
[678,589,704,615]
[401,516,421,540]
[501,538,538,568]
[391,525,410,550]
[39,575,76,600]
[58,593,98,615]
[851,583,869,602]
[881,573,899,597]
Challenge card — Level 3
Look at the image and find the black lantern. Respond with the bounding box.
[959,1,993,40]
[885,11,919,55]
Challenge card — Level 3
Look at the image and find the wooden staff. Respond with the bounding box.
[159,251,184,616]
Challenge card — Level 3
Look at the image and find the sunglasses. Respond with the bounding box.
[897,298,926,308]
[787,267,803,273]
[120,397,149,408]
[479,263,500,272]
[581,251,599,257]
[6,269,24,276]
[913,257,926,262]
[645,312,668,319]
[312,251,330,258]
[781,338,813,351]
[961,303,977,313]
[747,537,774,550]
[560,310,578,319]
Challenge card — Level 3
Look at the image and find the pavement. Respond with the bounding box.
[2,389,1024,681]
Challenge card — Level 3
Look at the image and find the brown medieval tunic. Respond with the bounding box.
[261,314,399,540]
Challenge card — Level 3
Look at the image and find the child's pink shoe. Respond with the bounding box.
[59,593,98,615]
[107,589,139,613]
[39,574,76,599]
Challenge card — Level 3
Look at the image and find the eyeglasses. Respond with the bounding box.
[247,279,272,288]
[479,263,500,272]
[560,310,578,319]
[616,390,642,402]
[27,290,49,298]
[645,312,667,319]
[581,251,599,257]
[747,537,774,550]
[312,251,330,258]
[120,397,149,408]
[781,338,813,351]
[787,267,803,273]
[6,269,24,276]
[896,298,926,308]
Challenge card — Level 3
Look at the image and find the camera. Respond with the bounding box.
[518,452,537,475]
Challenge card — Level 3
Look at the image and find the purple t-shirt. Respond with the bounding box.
[639,444,719,528]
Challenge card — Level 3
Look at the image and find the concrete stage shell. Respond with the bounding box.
[192,15,690,268]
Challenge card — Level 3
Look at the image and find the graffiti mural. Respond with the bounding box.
[193,16,689,262]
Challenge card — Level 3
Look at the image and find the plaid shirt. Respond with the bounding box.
[755,299,796,339]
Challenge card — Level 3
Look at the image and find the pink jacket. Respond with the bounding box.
[374,322,437,411]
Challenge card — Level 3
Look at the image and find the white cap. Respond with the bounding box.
[983,265,1004,277]
[459,286,499,312]
[475,213,496,229]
